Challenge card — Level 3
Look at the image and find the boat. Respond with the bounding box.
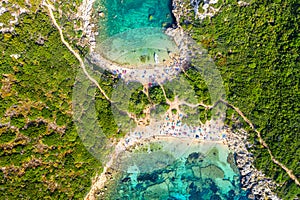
[154,52,159,64]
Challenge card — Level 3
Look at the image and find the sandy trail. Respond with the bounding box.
[43,0,111,102]
[43,1,299,199]
[221,99,300,186]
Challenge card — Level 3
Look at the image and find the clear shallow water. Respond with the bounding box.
[96,27,179,67]
[94,0,178,66]
[94,0,250,199]
[102,143,250,200]
[96,0,175,37]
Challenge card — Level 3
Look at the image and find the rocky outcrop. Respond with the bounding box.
[226,129,280,200]
[171,1,281,199]
[76,0,98,51]
[172,0,221,26]
[101,150,249,199]
[77,1,280,198]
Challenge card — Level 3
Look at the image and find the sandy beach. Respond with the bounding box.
[77,0,281,199]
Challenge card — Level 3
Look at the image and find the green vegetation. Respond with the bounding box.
[128,86,150,118]
[0,6,101,199]
[93,72,213,137]
[183,67,212,105]
[134,142,163,153]
[1,0,299,199]
[181,0,300,198]
[0,11,13,24]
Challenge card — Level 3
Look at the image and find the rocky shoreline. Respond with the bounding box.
[98,139,250,199]
[76,0,98,51]
[225,128,280,200]
[77,0,281,199]
[172,0,281,199]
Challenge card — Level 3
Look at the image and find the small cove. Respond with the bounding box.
[100,140,250,200]
[92,0,250,199]
[94,0,178,67]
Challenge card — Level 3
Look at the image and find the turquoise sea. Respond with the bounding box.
[94,0,250,199]
[101,142,250,200]
[96,0,175,37]
[94,0,178,66]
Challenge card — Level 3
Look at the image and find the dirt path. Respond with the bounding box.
[43,0,111,102]
[43,0,299,194]
[43,3,114,198]
[221,100,300,186]
[44,1,146,125]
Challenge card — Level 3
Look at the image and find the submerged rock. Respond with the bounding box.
[137,173,158,182]
[143,182,169,199]
[103,149,249,199]
[227,152,240,174]
[186,152,205,165]
[201,165,224,180]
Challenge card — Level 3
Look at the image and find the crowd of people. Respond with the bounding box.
[123,111,227,147]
